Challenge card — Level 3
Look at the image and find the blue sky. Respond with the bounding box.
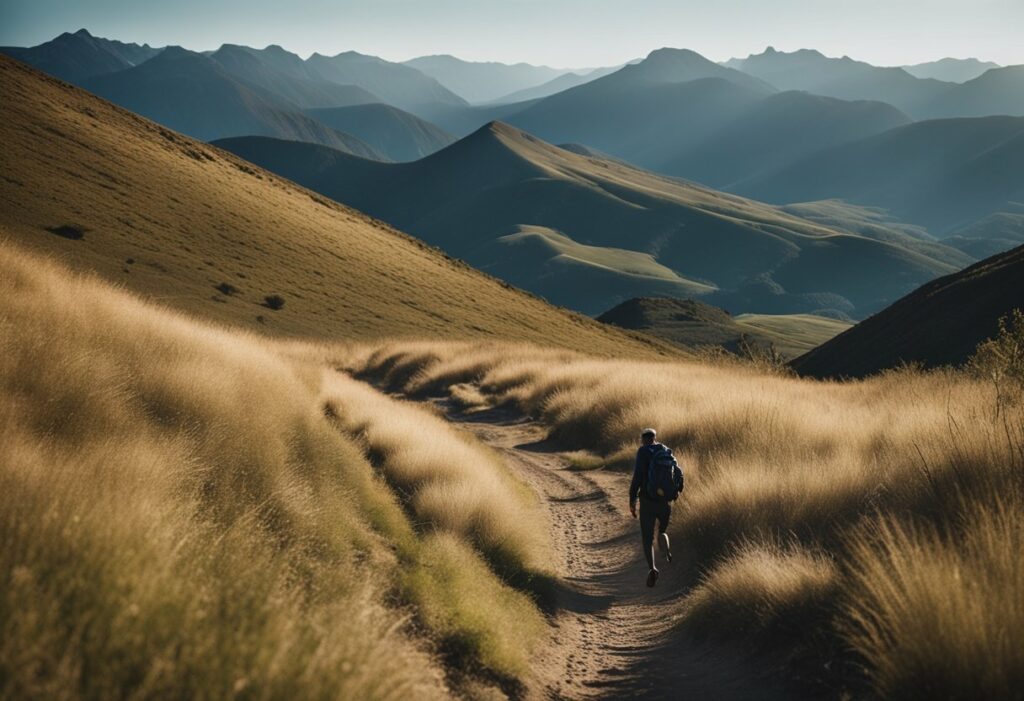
[1,0,1020,67]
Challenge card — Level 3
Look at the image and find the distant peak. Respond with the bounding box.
[155,45,201,61]
[74,28,93,38]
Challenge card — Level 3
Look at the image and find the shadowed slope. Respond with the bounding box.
[305,104,456,161]
[218,123,966,318]
[792,244,1024,378]
[0,55,673,357]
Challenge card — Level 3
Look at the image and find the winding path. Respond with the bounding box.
[445,405,795,701]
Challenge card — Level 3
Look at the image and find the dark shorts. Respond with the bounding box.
[639,495,671,546]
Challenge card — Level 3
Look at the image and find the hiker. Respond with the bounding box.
[629,428,684,588]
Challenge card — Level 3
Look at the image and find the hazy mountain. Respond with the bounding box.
[489,65,622,103]
[738,116,1024,236]
[305,50,467,113]
[81,47,385,157]
[902,57,1000,83]
[725,47,950,117]
[217,122,967,318]
[209,44,381,108]
[660,90,910,188]
[501,50,909,185]
[597,297,850,358]
[0,28,159,82]
[0,54,663,355]
[922,65,1024,118]
[403,54,568,103]
[792,244,1024,378]
[506,69,771,169]
[304,104,455,161]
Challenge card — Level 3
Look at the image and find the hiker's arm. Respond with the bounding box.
[628,449,644,516]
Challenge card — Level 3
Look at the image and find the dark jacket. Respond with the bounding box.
[630,442,682,504]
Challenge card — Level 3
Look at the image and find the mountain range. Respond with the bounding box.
[5,28,1024,369]
[215,122,970,318]
[81,46,385,156]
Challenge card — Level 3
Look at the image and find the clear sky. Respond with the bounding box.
[1,0,1020,68]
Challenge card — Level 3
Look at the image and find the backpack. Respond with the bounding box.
[645,444,683,501]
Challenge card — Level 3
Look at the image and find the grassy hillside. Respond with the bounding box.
[596,297,850,358]
[217,122,966,318]
[350,339,1024,699]
[305,103,456,161]
[739,116,1024,236]
[0,55,672,358]
[0,241,559,698]
[792,244,1024,378]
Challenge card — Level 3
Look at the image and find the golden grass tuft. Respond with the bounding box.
[684,542,837,640]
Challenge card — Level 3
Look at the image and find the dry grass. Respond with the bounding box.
[350,339,1024,697]
[685,541,837,641]
[0,243,549,698]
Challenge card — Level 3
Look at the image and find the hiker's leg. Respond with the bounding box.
[639,499,656,570]
[654,503,672,558]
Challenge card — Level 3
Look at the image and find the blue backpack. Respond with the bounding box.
[646,444,683,501]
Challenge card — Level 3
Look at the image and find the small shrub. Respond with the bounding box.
[969,308,1024,412]
[215,282,239,296]
[263,294,285,310]
[45,224,86,240]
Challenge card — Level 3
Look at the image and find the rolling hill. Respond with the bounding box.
[402,54,568,103]
[792,244,1024,378]
[80,46,385,157]
[305,104,455,161]
[0,54,672,357]
[738,116,1024,236]
[597,297,850,358]
[215,122,969,318]
[0,28,160,82]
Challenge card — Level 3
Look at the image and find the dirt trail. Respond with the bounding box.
[446,405,797,701]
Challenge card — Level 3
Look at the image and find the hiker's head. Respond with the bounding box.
[641,428,656,445]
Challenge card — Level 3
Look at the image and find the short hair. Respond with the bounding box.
[641,428,657,439]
